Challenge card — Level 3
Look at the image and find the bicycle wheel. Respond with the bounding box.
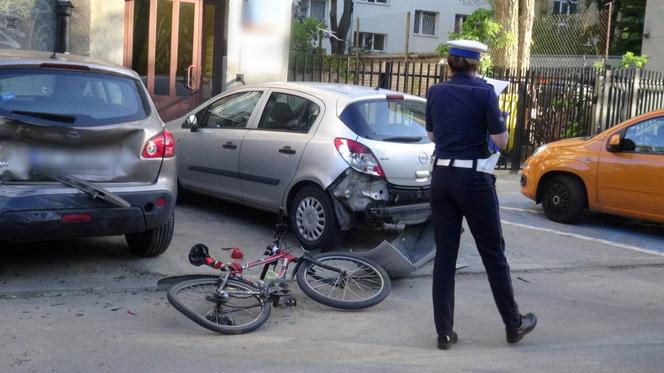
[296,253,391,310]
[167,277,271,334]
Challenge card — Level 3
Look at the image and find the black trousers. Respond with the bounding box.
[431,165,521,337]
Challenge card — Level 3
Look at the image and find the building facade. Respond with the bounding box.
[641,0,664,70]
[300,0,488,55]
[0,0,293,120]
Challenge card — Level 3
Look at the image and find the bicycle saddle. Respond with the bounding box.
[189,243,211,266]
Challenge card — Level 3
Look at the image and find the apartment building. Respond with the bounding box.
[300,0,488,54]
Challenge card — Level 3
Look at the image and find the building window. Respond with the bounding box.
[358,0,388,4]
[309,0,326,20]
[414,10,437,36]
[454,14,468,33]
[553,0,578,15]
[355,32,386,52]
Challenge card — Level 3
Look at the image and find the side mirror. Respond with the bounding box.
[185,114,199,132]
[607,134,622,152]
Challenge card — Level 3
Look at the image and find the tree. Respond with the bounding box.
[329,0,353,55]
[493,0,519,68]
[436,8,510,72]
[290,18,326,55]
[517,0,535,71]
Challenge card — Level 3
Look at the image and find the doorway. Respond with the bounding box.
[124,0,225,121]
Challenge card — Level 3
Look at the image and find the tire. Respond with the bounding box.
[290,186,343,251]
[541,175,585,224]
[296,253,391,310]
[126,213,174,257]
[167,278,271,335]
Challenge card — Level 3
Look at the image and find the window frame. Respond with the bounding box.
[354,31,387,52]
[356,0,389,5]
[454,14,468,34]
[307,0,326,20]
[553,0,578,15]
[609,116,664,156]
[413,10,438,37]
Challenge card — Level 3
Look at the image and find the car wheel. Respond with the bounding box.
[126,213,175,257]
[541,175,585,224]
[290,186,343,250]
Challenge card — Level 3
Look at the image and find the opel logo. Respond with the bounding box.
[418,152,429,164]
[66,130,81,140]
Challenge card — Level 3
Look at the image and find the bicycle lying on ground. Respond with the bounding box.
[167,224,391,334]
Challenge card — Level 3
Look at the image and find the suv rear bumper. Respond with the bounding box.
[0,189,174,242]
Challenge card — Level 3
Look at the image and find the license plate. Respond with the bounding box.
[29,147,114,175]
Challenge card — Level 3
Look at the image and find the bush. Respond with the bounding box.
[435,8,510,73]
[621,52,648,69]
[291,18,326,55]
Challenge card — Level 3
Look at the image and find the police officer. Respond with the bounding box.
[426,40,537,350]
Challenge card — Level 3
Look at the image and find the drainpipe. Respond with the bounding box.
[55,0,74,54]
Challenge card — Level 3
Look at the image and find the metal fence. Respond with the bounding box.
[288,53,664,170]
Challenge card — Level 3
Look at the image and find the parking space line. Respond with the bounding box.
[501,220,664,257]
[501,206,541,214]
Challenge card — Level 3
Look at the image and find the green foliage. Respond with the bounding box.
[435,8,510,73]
[290,18,326,55]
[621,52,648,69]
[592,59,605,71]
[610,0,647,55]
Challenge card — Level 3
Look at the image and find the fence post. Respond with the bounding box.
[599,67,612,132]
[630,68,641,118]
[591,68,604,136]
[379,61,392,89]
[511,70,529,173]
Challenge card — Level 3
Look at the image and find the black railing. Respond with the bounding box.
[288,53,664,170]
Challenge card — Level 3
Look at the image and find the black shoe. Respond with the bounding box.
[506,313,537,344]
[437,331,458,350]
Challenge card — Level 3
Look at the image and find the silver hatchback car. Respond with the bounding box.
[169,82,434,249]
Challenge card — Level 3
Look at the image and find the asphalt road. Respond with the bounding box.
[1,173,663,372]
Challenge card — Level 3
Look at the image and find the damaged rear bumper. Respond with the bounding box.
[366,202,431,225]
[329,169,431,228]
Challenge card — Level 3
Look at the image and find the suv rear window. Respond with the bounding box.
[339,99,429,143]
[0,68,149,126]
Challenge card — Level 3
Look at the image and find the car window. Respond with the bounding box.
[623,117,664,154]
[257,92,320,133]
[202,91,263,129]
[0,68,149,126]
[339,99,429,143]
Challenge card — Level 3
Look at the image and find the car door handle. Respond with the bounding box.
[278,146,296,155]
[222,142,237,150]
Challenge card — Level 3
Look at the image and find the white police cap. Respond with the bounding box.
[447,40,488,60]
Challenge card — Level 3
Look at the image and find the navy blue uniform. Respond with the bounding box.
[426,73,521,338]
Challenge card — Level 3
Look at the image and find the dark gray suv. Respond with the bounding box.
[0,50,176,257]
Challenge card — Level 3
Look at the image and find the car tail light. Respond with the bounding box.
[143,129,175,158]
[334,138,385,178]
[385,94,404,101]
[61,213,92,223]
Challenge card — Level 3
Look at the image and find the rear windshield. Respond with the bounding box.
[339,99,430,143]
[0,68,150,126]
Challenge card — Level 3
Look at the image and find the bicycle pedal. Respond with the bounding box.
[284,296,297,308]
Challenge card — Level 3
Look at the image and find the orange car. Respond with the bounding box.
[521,109,664,224]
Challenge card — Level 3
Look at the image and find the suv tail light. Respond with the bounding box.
[143,129,175,158]
[334,138,385,177]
